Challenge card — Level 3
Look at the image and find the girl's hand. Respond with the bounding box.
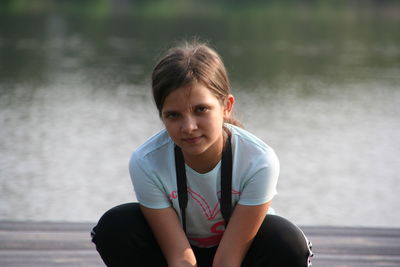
[212,201,271,267]
[140,205,197,267]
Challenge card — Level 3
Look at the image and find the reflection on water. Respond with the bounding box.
[0,3,399,226]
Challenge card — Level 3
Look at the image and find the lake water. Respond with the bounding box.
[1,2,399,227]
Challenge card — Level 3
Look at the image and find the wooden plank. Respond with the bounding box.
[0,221,399,266]
[302,226,400,266]
[0,221,94,232]
[0,250,102,267]
[0,221,102,266]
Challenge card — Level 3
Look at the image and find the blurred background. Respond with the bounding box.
[0,0,399,227]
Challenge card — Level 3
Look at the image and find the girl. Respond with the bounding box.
[92,41,313,267]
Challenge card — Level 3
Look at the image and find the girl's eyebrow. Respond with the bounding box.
[192,104,210,111]
[193,102,210,106]
[192,102,212,108]
[162,102,212,114]
[162,109,179,115]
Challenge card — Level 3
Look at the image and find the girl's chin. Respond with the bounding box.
[181,146,206,157]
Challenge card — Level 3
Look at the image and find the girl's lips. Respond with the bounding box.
[183,136,203,144]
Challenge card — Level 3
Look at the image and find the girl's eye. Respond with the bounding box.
[164,112,179,119]
[195,106,208,113]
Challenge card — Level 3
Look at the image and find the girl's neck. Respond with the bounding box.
[183,133,226,174]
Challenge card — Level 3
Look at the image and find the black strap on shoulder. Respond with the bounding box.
[174,144,188,232]
[220,135,233,225]
[174,135,232,233]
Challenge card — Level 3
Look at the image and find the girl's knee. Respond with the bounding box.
[91,203,164,266]
[249,215,313,266]
[91,202,144,244]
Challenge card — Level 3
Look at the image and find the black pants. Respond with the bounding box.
[91,203,313,267]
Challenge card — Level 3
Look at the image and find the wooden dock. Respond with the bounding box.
[0,221,399,266]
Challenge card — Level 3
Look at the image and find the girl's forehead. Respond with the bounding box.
[162,85,220,110]
[168,85,217,102]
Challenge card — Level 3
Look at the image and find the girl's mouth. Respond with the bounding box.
[183,136,203,144]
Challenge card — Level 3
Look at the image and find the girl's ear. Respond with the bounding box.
[223,94,235,119]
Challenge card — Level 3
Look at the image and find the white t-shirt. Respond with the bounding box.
[129,124,280,248]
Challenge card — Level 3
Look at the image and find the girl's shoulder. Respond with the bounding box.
[227,124,274,153]
[131,128,173,162]
[227,124,279,172]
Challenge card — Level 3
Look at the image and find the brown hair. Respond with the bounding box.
[151,41,242,127]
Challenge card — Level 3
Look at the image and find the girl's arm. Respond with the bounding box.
[212,201,271,267]
[140,205,197,267]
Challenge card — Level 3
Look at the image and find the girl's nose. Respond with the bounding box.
[181,116,198,133]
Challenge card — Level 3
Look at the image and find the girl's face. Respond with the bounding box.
[161,84,233,169]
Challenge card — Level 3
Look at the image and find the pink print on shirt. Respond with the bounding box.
[188,188,221,220]
[189,220,225,247]
[180,188,241,247]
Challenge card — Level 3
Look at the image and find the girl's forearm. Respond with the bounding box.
[212,202,271,267]
[140,206,197,267]
[212,240,249,267]
[168,250,197,267]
